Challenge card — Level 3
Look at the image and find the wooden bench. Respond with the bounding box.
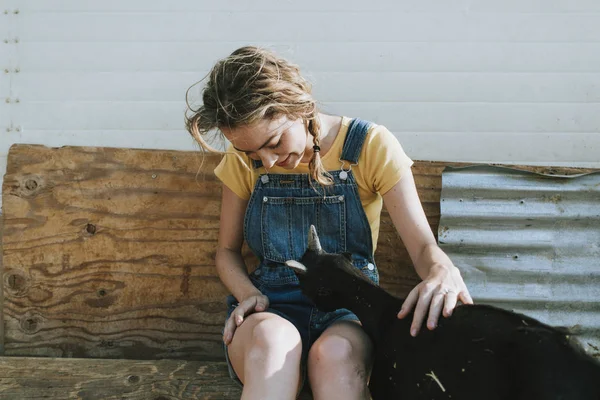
[0,144,594,399]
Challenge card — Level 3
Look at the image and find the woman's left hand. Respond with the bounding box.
[397,263,473,337]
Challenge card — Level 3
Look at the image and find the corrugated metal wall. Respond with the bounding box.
[439,166,600,357]
[1,1,599,198]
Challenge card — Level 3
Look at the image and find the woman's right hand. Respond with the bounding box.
[223,293,270,345]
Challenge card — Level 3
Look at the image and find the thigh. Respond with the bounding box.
[227,311,302,383]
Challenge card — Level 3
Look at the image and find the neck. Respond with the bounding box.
[338,276,406,344]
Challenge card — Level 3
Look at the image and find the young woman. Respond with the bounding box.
[185,46,472,400]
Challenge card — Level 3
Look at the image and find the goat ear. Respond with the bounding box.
[341,252,353,262]
[285,260,308,274]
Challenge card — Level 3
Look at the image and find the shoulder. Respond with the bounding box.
[358,121,405,163]
[214,144,258,200]
[355,120,414,193]
[366,122,397,146]
[343,118,399,152]
[215,144,256,171]
[337,118,397,157]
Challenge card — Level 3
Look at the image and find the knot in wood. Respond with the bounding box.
[86,223,96,235]
[7,273,25,290]
[24,179,38,191]
[20,315,40,333]
[25,319,37,330]
[5,271,29,295]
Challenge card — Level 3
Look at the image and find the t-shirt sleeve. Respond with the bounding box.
[362,124,414,195]
[213,145,255,200]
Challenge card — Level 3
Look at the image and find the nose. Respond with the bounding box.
[257,150,277,169]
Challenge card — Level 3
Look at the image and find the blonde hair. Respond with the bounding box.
[185,46,332,185]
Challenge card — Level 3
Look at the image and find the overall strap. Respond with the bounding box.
[340,118,373,164]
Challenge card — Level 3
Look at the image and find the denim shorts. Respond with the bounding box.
[222,283,360,391]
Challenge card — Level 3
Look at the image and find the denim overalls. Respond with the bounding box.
[224,118,380,386]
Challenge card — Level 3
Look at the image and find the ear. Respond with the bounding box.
[285,260,308,274]
[341,252,353,262]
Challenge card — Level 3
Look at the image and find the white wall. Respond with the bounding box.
[1,0,599,203]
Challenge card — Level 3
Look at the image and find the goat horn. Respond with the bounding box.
[308,225,322,253]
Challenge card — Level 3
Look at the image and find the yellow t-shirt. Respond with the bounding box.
[214,116,414,252]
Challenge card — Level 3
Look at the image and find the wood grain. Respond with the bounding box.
[0,356,245,399]
[2,144,596,360]
[2,145,232,360]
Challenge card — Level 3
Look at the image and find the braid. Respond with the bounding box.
[307,117,333,186]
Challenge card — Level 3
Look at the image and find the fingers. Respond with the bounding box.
[398,286,419,319]
[404,264,473,337]
[459,288,474,305]
[223,313,237,345]
[427,291,445,330]
[442,290,458,318]
[223,302,249,345]
[410,289,432,337]
[254,295,269,312]
[223,295,270,345]
[410,286,463,336]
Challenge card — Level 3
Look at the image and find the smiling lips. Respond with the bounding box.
[277,155,291,167]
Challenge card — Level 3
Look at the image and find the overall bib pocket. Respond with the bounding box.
[261,195,347,263]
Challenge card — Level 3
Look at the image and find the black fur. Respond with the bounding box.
[291,249,600,400]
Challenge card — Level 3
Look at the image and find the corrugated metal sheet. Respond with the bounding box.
[438,166,600,358]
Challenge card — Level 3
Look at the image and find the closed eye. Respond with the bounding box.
[235,130,284,155]
[245,139,280,155]
[268,139,282,149]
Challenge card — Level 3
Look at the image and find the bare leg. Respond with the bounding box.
[307,320,373,400]
[228,312,303,400]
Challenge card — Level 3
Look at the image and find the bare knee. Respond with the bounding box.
[308,332,371,399]
[308,324,373,387]
[309,334,356,365]
[229,314,303,385]
[246,315,302,361]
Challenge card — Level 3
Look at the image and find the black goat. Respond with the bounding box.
[286,226,600,400]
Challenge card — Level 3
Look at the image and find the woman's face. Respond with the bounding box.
[221,116,311,169]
